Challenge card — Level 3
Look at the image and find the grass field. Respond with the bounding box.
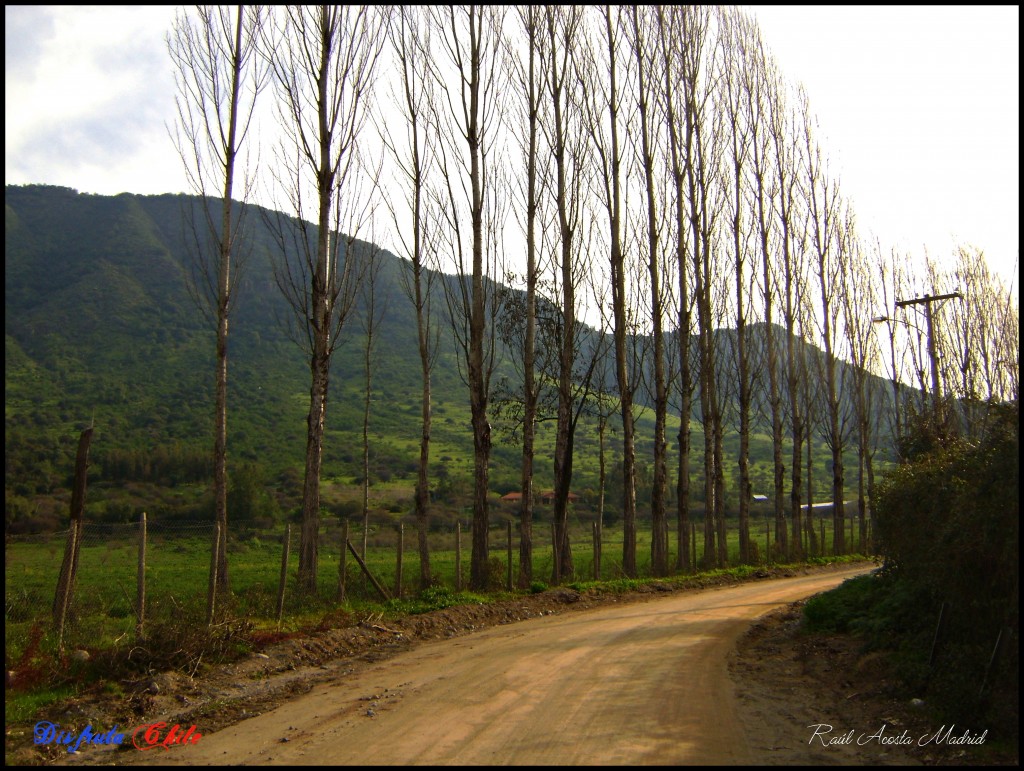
[5,511,870,665]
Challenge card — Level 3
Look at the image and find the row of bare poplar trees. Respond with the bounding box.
[168,6,1018,595]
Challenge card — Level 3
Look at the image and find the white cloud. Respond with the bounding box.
[5,6,183,196]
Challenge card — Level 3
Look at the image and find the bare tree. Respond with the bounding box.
[800,93,849,554]
[744,20,789,560]
[892,255,938,418]
[428,5,509,590]
[627,5,672,575]
[503,5,547,587]
[798,298,824,555]
[871,245,914,450]
[542,4,604,581]
[948,246,1018,432]
[358,242,387,564]
[841,229,881,552]
[589,321,619,547]
[380,6,441,589]
[168,5,269,588]
[717,5,756,563]
[773,85,811,556]
[656,5,698,572]
[265,5,387,591]
[580,5,640,576]
[711,259,732,568]
[676,4,725,568]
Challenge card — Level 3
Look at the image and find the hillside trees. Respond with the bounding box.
[265,5,387,591]
[168,4,270,588]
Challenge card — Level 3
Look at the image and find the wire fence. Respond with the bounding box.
[5,509,870,663]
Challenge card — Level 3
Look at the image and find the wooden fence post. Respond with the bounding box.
[337,520,348,603]
[395,523,404,599]
[207,523,221,627]
[136,512,146,641]
[979,627,1007,698]
[691,523,697,572]
[506,521,513,591]
[52,427,93,619]
[455,522,462,592]
[276,524,291,626]
[928,601,946,667]
[551,523,559,585]
[53,520,79,652]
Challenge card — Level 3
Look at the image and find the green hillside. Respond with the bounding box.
[5,184,890,530]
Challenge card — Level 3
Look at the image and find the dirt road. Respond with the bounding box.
[121,565,870,765]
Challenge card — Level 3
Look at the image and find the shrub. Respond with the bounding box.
[875,401,1017,631]
[486,557,507,590]
[405,585,468,613]
[873,399,1018,738]
[803,574,880,634]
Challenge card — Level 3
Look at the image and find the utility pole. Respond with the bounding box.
[893,291,962,412]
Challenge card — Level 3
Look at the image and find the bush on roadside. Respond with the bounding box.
[871,399,1018,742]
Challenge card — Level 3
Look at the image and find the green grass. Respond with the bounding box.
[4,684,77,725]
[5,512,870,664]
[802,573,886,634]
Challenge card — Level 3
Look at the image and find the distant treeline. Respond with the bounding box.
[97,444,211,485]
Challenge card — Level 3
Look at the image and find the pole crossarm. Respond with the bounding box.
[894,290,962,309]
[891,291,962,409]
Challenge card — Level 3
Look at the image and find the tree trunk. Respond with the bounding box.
[657,6,692,573]
[630,6,669,577]
[517,7,540,589]
[298,345,329,592]
[596,6,638,578]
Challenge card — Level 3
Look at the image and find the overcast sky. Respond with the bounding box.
[5,5,1019,299]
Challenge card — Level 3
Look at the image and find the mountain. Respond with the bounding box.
[5,184,895,529]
